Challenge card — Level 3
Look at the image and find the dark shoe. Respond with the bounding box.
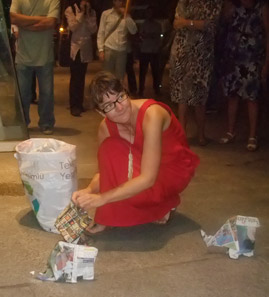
[40,126,53,135]
[71,107,81,117]
[198,138,210,146]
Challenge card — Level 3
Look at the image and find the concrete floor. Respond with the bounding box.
[0,62,268,297]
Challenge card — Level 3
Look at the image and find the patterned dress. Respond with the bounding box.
[222,1,266,101]
[170,0,223,105]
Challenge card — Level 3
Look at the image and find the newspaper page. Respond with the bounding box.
[201,215,260,259]
[38,241,98,283]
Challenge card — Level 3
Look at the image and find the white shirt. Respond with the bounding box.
[65,4,97,62]
[97,8,137,52]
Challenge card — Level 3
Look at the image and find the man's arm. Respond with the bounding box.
[10,12,42,27]
[27,17,57,31]
[10,12,57,31]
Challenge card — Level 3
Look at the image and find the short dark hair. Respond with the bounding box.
[89,71,125,107]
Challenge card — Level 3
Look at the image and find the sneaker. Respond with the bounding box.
[41,126,53,135]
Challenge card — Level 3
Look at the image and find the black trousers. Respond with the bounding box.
[126,52,137,94]
[139,52,160,94]
[69,51,88,111]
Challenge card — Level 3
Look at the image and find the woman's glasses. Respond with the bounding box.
[99,93,128,113]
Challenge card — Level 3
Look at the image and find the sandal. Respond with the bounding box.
[246,137,258,152]
[219,132,236,144]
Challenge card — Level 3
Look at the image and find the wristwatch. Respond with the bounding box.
[190,20,194,27]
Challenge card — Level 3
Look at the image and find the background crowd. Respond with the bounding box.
[2,0,269,151]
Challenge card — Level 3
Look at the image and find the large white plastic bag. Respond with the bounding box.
[14,138,77,233]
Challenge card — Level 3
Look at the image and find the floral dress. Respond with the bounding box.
[170,0,223,106]
[222,1,266,101]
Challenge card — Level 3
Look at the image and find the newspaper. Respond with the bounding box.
[55,202,92,243]
[37,241,98,283]
[201,215,260,259]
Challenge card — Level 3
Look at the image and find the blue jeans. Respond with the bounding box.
[16,62,55,128]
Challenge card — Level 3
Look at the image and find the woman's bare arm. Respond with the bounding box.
[73,105,170,210]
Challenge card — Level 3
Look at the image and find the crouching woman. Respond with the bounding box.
[72,71,200,233]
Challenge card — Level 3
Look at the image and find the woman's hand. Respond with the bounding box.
[99,51,105,61]
[73,193,106,212]
[72,187,92,204]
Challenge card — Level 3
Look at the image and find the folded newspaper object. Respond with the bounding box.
[55,202,92,243]
[201,215,260,259]
[37,241,98,283]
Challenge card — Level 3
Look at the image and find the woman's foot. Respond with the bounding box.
[153,209,176,225]
[247,137,258,152]
[86,223,107,234]
[219,132,235,144]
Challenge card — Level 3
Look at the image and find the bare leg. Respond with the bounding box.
[178,103,188,132]
[247,100,258,138]
[227,96,240,135]
[194,104,207,144]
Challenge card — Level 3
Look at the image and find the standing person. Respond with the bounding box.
[72,71,199,233]
[219,0,269,151]
[10,0,60,135]
[65,0,97,117]
[170,0,223,145]
[138,6,162,98]
[97,0,137,81]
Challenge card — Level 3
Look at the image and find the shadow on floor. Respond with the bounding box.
[16,209,200,252]
[16,208,43,231]
[28,126,81,136]
[83,212,200,252]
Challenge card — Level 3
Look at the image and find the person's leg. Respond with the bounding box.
[247,100,259,138]
[227,96,240,135]
[219,96,239,143]
[15,63,34,126]
[177,103,188,133]
[139,53,149,96]
[126,52,137,95]
[114,50,127,82]
[103,47,116,74]
[150,53,160,95]
[35,62,55,130]
[246,99,259,151]
[194,104,207,145]
[69,51,88,116]
[31,71,37,104]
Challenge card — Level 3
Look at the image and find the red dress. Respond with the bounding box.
[94,99,199,226]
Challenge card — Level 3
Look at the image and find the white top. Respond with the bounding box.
[97,8,137,52]
[65,4,97,62]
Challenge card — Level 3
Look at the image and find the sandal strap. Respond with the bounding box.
[248,137,257,142]
[226,132,235,138]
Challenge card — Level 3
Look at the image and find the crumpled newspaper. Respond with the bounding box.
[201,215,260,259]
[37,241,98,283]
